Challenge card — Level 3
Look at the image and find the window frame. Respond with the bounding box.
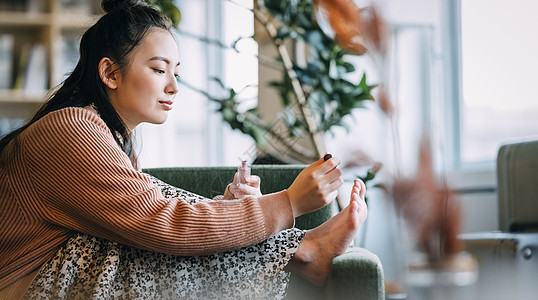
[441,0,497,190]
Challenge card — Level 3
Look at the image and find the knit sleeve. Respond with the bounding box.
[16,107,294,256]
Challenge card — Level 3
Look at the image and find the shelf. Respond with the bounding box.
[58,14,101,29]
[0,12,101,30]
[0,12,51,27]
[0,90,46,103]
[0,0,100,119]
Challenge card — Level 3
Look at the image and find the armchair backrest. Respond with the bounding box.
[497,140,538,232]
[143,165,337,230]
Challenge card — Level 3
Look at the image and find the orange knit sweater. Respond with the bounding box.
[0,107,294,292]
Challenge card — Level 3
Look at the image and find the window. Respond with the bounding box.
[455,0,538,167]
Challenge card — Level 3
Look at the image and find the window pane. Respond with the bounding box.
[221,0,258,165]
[460,0,538,164]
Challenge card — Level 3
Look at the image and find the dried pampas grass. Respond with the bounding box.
[390,138,463,265]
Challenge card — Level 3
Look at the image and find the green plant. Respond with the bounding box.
[233,0,376,163]
[148,0,181,27]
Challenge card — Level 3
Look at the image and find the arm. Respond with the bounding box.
[18,108,294,256]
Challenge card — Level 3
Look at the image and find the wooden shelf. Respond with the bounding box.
[0,13,101,29]
[0,90,46,103]
[0,0,100,119]
[58,14,101,29]
[0,12,51,27]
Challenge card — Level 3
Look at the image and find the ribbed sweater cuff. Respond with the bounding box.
[257,190,295,236]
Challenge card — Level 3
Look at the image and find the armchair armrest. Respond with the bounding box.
[285,247,384,300]
[326,247,385,300]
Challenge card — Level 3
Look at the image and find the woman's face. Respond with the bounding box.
[108,28,180,131]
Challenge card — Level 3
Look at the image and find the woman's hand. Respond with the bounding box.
[224,172,262,199]
[287,154,343,217]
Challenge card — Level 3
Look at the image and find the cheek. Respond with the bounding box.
[118,70,163,107]
[135,75,161,96]
[124,75,154,101]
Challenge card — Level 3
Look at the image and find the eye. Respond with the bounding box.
[174,74,181,81]
[152,68,165,74]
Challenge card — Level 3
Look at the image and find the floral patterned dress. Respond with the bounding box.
[24,174,305,300]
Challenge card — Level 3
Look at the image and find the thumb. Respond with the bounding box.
[232,172,239,185]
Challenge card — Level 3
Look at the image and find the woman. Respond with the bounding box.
[0,0,368,299]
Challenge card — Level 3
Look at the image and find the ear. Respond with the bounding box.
[98,57,119,89]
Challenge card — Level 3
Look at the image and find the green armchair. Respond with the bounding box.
[144,165,385,300]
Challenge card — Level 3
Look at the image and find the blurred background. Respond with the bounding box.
[1,0,537,297]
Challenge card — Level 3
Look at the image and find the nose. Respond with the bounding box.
[166,74,179,96]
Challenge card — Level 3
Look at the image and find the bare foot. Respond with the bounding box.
[285,180,368,286]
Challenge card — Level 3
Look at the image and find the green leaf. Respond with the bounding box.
[168,6,181,27]
[341,62,355,73]
[320,76,333,94]
[149,0,181,27]
[211,77,226,89]
[275,26,291,41]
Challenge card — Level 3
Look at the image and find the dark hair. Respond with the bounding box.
[0,0,172,169]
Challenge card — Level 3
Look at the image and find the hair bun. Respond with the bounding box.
[101,0,147,13]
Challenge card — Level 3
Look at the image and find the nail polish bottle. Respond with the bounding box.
[238,160,250,184]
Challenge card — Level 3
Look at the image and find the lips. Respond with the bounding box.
[159,100,174,111]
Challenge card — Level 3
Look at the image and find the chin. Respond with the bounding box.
[148,115,169,125]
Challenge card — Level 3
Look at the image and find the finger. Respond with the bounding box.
[316,156,341,175]
[311,167,342,192]
[245,175,260,187]
[237,184,256,193]
[325,189,339,203]
[322,167,343,185]
[228,185,239,196]
[315,181,341,204]
[308,153,332,169]
[323,177,344,197]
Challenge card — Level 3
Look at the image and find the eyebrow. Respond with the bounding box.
[149,56,181,66]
